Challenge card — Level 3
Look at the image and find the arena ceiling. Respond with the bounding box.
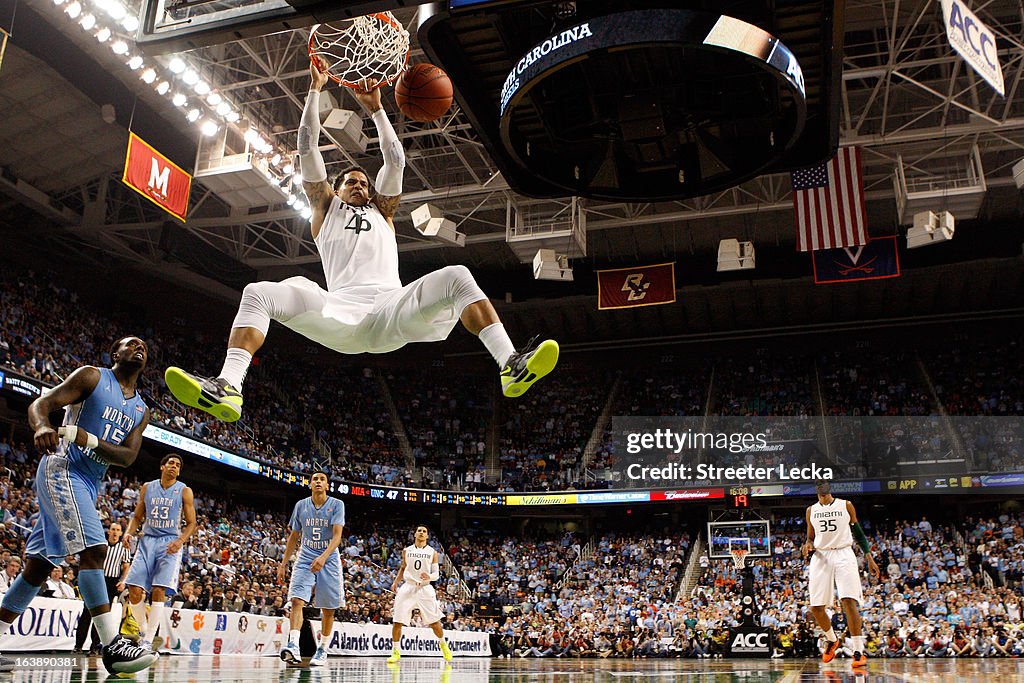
[1,0,1024,320]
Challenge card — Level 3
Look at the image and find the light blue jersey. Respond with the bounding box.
[61,367,147,495]
[142,479,186,537]
[290,496,346,563]
[286,496,346,609]
[27,367,146,561]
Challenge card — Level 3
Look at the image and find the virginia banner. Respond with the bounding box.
[122,132,192,221]
[597,262,676,310]
[812,236,900,284]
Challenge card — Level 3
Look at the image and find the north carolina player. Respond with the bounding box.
[801,480,880,669]
[0,337,158,674]
[164,61,558,424]
[123,453,197,651]
[387,525,452,663]
[277,468,345,667]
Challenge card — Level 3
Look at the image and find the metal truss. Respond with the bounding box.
[42,0,1024,286]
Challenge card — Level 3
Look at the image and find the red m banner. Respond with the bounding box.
[597,262,676,310]
[122,132,191,222]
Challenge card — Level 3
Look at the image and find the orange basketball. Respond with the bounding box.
[395,63,453,123]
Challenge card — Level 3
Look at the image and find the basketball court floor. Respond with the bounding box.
[5,656,1022,682]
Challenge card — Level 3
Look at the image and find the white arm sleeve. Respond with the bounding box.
[371,108,404,196]
[297,90,328,183]
[428,563,440,582]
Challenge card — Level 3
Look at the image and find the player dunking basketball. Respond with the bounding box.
[802,480,880,669]
[165,60,558,423]
[387,525,452,663]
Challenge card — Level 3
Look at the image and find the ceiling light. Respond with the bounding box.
[65,2,82,18]
[286,194,296,206]
[156,81,171,95]
[111,40,129,55]
[182,70,199,86]
[122,15,139,32]
[300,205,312,220]
[168,57,186,74]
[127,55,144,70]
[292,173,303,187]
[225,111,240,123]
[141,68,157,84]
[200,120,219,137]
[194,81,210,96]
[186,108,201,123]
[53,0,66,6]
[282,162,293,174]
[271,153,281,166]
[215,101,231,116]
[106,2,126,20]
[95,27,111,42]
[79,13,96,30]
[206,92,222,106]
[172,93,187,107]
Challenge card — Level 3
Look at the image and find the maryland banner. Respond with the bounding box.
[597,262,676,310]
[122,132,192,221]
[812,236,900,284]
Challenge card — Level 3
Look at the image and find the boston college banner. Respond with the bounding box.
[597,262,676,310]
[122,132,192,221]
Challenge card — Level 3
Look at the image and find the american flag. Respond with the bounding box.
[791,147,868,252]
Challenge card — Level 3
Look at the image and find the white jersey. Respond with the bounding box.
[810,497,853,550]
[402,544,437,585]
[315,197,401,293]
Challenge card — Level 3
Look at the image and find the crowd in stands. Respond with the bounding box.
[4,265,1024,497]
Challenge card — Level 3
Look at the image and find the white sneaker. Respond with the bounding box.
[280,641,300,664]
[310,646,327,666]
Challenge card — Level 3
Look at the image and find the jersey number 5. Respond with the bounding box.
[818,519,837,532]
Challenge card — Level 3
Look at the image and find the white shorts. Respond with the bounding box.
[272,274,459,355]
[393,582,443,626]
[808,546,863,607]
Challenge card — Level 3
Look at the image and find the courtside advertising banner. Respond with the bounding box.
[122,132,192,221]
[597,262,676,310]
[0,597,87,651]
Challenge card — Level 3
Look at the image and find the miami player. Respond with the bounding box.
[387,525,452,663]
[802,480,880,669]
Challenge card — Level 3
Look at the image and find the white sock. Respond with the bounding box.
[824,628,837,642]
[852,635,865,653]
[129,601,148,638]
[478,323,515,368]
[93,611,119,645]
[218,348,252,390]
[289,629,300,646]
[0,619,12,638]
[145,602,165,642]
[315,630,324,647]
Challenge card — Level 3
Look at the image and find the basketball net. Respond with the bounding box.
[729,548,748,570]
[308,13,410,90]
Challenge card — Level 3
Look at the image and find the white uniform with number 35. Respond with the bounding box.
[808,497,863,606]
[393,544,443,625]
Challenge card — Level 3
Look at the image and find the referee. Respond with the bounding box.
[74,521,131,654]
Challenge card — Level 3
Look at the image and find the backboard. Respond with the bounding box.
[707,520,772,559]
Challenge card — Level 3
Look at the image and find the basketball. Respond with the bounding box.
[395,63,453,123]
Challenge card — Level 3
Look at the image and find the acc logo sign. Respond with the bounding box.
[193,613,205,630]
[732,632,769,649]
[621,273,652,301]
[170,610,181,628]
[256,619,268,632]
[238,616,248,633]
[940,0,1004,95]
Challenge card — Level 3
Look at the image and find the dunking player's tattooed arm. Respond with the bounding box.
[303,180,335,239]
[373,193,401,227]
[27,366,149,467]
